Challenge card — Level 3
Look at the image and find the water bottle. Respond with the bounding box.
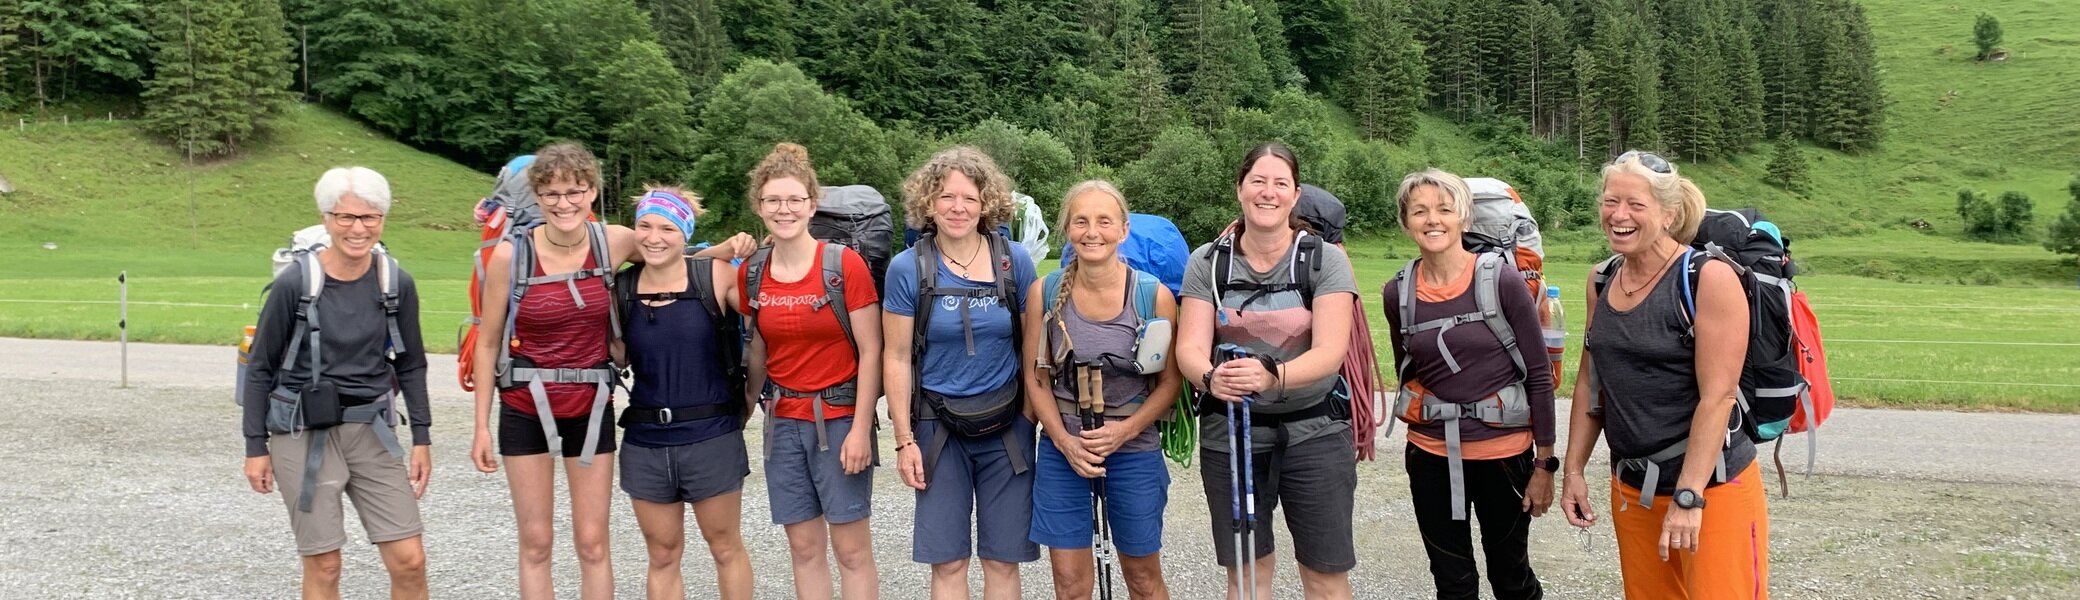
[1541,286,1565,389]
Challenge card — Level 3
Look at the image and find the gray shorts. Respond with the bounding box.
[765,416,874,526]
[1200,428,1358,573]
[910,418,1040,564]
[269,424,423,556]
[621,430,751,504]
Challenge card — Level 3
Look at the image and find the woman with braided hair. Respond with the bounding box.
[1021,180,1180,599]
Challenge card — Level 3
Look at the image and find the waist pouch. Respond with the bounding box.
[266,380,342,434]
[921,380,1021,438]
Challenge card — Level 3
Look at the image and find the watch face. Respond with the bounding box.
[1675,489,1702,508]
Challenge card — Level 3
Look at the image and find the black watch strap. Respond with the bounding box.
[1536,456,1560,472]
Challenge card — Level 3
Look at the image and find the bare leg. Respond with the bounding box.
[565,453,617,600]
[300,550,343,600]
[1296,561,1352,600]
[830,518,881,600]
[504,454,557,600]
[930,559,971,600]
[690,491,754,600]
[783,518,836,600]
[376,535,428,600]
[980,559,1021,600]
[1047,548,1094,600]
[1119,552,1168,600]
[631,498,687,600]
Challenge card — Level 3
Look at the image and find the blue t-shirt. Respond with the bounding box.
[884,241,1038,397]
[622,288,739,448]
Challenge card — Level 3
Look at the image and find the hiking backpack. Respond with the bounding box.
[1295,184,1348,244]
[908,229,1029,475]
[1462,178,1548,319]
[613,256,749,423]
[237,227,402,407]
[1056,213,1197,465]
[810,185,895,296]
[1589,207,1829,495]
[1202,226,1357,433]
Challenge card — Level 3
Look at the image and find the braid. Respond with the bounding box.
[1049,258,1080,348]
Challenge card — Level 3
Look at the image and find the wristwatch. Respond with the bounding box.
[1535,456,1560,473]
[1673,488,1707,510]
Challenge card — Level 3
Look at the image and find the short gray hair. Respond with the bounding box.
[1394,168,1472,221]
[314,167,393,214]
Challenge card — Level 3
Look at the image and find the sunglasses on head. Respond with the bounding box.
[1615,150,1673,174]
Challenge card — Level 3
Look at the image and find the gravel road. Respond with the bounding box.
[2,338,2074,599]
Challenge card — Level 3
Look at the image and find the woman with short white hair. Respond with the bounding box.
[242,166,434,599]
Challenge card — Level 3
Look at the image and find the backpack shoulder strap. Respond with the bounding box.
[1391,258,1420,377]
[1132,269,1159,322]
[1210,233,1237,314]
[375,249,405,359]
[689,256,725,319]
[1295,231,1321,310]
[1590,255,1624,299]
[1041,270,1064,322]
[587,222,621,343]
[1472,252,1528,381]
[613,264,641,314]
[821,242,856,352]
[742,245,774,335]
[987,231,1022,348]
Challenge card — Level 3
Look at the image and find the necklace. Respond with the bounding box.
[543,229,585,250]
[940,238,984,278]
[1619,246,1681,297]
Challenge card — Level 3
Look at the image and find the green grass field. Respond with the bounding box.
[2,0,2077,410]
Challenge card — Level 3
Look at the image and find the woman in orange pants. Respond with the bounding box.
[1558,150,1770,599]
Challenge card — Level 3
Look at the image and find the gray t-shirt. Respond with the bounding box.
[1181,234,1358,453]
[241,257,431,457]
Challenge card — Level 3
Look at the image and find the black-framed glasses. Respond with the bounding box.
[1615,150,1673,174]
[326,212,385,227]
[539,188,592,205]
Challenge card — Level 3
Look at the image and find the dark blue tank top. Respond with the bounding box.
[623,290,738,448]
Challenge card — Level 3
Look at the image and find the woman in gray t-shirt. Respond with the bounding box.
[1177,143,1360,599]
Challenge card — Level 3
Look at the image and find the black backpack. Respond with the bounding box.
[812,185,895,296]
[911,229,1030,475]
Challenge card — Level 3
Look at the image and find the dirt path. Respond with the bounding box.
[3,338,2075,598]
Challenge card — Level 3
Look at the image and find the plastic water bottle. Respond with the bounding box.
[1541,286,1565,389]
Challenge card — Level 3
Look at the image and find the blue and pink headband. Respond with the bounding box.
[634,190,697,241]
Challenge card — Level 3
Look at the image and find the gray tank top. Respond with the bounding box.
[1586,260,1754,494]
[1047,281,1160,454]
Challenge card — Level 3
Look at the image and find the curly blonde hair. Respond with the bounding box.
[746,142,823,207]
[901,146,1014,231]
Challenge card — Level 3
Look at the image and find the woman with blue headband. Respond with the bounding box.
[614,186,758,600]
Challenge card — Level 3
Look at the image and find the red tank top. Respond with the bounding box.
[500,248,614,418]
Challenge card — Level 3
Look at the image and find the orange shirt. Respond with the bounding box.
[738,243,879,421]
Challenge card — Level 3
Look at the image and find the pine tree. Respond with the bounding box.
[1339,0,1424,142]
[1277,0,1349,91]
[641,0,734,90]
[1661,0,1728,161]
[717,0,797,60]
[12,0,151,107]
[0,0,20,110]
[1718,0,1767,150]
[1973,12,2002,61]
[1105,25,1174,164]
[1246,0,1305,89]
[284,0,447,133]
[1764,133,1807,192]
[1810,0,1883,151]
[232,0,295,128]
[1755,0,1810,139]
[1575,0,1659,159]
[141,0,250,156]
[1170,0,1272,128]
[2043,177,2080,261]
[1510,0,1576,137]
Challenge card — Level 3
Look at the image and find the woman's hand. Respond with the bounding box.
[470,427,499,474]
[243,455,274,494]
[1056,435,1108,478]
[1079,421,1135,458]
[1523,469,1555,517]
[1660,506,1703,560]
[720,232,757,259]
[896,441,927,490]
[409,445,433,499]
[1209,358,1272,402]
[1560,473,1597,528]
[840,428,873,475]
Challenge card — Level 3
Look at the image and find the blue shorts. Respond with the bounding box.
[765,416,874,526]
[912,418,1041,564]
[1029,440,1170,558]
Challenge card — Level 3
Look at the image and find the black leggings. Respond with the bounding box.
[1404,443,1543,600]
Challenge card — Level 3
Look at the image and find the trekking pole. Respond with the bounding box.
[1224,378,1247,598]
[1222,344,1261,600]
[118,271,129,389]
[1081,364,1115,600]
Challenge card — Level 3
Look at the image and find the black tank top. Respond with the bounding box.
[1586,260,1754,493]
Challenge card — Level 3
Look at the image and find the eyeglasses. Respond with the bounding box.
[539,188,592,205]
[1615,150,1673,174]
[759,196,811,210]
[326,212,385,227]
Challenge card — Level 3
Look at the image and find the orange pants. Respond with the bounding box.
[1611,461,1770,600]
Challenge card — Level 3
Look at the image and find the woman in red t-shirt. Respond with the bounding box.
[737,143,883,600]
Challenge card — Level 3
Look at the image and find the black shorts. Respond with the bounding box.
[1200,428,1358,573]
[499,402,619,458]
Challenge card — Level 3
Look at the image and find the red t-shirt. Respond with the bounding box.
[738,243,879,421]
[500,250,614,418]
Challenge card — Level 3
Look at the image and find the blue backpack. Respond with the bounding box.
[1059,213,1189,298]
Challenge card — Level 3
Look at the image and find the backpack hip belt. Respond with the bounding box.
[765,380,858,456]
[503,359,617,468]
[291,394,404,513]
[1055,395,1146,419]
[1394,384,1531,520]
[1614,435,1731,511]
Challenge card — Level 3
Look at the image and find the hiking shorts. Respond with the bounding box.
[1199,428,1358,573]
[910,418,1040,565]
[1612,460,1771,599]
[619,430,750,505]
[1030,442,1169,558]
[765,416,874,526]
[499,402,618,458]
[269,424,423,556]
